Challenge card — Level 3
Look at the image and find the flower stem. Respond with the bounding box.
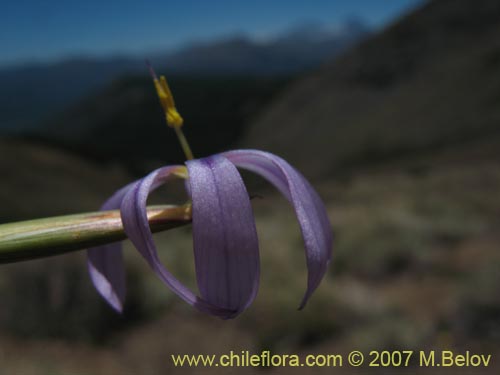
[0,204,191,264]
[174,126,194,160]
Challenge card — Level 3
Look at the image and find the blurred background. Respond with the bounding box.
[1,0,500,373]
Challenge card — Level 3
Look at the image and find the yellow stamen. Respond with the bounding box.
[152,75,184,128]
[153,76,183,128]
[148,62,194,160]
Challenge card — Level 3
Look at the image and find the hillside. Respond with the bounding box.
[2,137,500,373]
[39,75,291,168]
[242,0,500,179]
[0,138,131,222]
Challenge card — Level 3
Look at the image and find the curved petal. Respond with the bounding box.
[87,182,136,312]
[186,155,260,315]
[222,149,333,309]
[120,165,235,319]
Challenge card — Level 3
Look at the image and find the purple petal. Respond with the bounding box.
[186,155,260,315]
[120,165,235,318]
[87,182,136,312]
[222,149,333,309]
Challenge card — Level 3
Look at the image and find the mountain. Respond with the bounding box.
[0,19,369,133]
[159,19,369,76]
[241,0,500,179]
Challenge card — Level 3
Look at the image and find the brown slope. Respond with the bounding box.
[242,0,500,179]
[0,138,131,222]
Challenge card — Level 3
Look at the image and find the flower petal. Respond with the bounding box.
[87,182,136,312]
[120,165,235,318]
[186,155,260,315]
[222,149,333,309]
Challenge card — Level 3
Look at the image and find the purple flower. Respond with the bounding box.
[87,149,332,319]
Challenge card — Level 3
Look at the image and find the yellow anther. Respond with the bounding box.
[152,75,184,128]
[166,108,184,128]
[159,76,175,108]
[147,61,194,160]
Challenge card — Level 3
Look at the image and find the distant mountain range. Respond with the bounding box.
[158,18,369,75]
[0,20,369,133]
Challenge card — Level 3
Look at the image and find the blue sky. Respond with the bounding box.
[0,0,425,67]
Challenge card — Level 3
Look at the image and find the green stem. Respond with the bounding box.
[0,204,191,264]
[174,126,195,160]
